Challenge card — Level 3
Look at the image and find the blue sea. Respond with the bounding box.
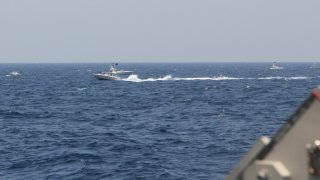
[1,63,319,179]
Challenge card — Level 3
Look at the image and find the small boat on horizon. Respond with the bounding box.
[93,63,133,80]
[9,70,22,76]
[270,62,284,70]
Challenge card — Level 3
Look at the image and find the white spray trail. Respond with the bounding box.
[121,74,312,82]
[122,75,244,82]
[257,76,310,80]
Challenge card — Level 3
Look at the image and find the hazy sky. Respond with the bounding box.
[0,0,319,63]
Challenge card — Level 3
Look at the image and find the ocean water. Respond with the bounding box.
[0,63,319,179]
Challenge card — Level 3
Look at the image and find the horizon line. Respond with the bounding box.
[0,61,319,64]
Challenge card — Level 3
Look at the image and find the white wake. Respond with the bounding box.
[257,76,310,80]
[122,75,244,82]
[121,75,312,82]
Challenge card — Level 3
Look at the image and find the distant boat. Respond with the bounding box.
[310,63,320,69]
[270,62,283,70]
[93,63,133,80]
[9,70,22,76]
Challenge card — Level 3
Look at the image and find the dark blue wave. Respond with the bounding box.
[0,63,319,179]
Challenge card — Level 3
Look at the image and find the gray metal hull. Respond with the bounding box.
[94,73,120,80]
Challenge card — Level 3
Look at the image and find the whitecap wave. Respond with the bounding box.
[77,88,87,91]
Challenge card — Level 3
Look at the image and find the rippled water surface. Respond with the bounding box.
[1,63,319,179]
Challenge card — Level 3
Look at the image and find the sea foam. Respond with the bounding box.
[122,75,311,82]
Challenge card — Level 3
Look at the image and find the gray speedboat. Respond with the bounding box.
[94,63,133,80]
[93,72,121,80]
[9,70,22,76]
[270,62,284,70]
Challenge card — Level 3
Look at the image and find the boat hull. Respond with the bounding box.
[9,72,21,76]
[270,63,283,70]
[94,73,121,80]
